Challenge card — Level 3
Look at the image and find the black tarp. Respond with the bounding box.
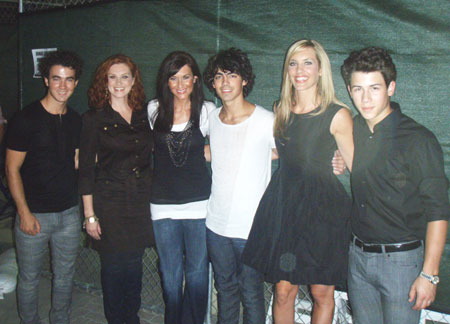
[17,0,449,171]
[0,24,18,119]
[14,0,450,311]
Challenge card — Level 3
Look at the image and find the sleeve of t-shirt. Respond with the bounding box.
[268,111,276,149]
[6,110,31,152]
[78,111,98,195]
[414,132,450,222]
[200,101,217,137]
[147,99,158,130]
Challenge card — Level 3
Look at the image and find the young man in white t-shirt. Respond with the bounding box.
[203,48,276,323]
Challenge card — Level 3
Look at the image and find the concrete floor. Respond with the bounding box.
[0,215,164,324]
[0,275,164,324]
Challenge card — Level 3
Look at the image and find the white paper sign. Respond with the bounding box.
[32,48,57,78]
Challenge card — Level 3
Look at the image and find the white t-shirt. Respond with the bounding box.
[206,105,275,239]
[147,99,216,221]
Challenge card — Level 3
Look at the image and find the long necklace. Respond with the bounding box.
[165,121,193,167]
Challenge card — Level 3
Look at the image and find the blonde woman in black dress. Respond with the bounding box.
[243,40,354,324]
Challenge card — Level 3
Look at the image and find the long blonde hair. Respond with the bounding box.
[274,39,348,138]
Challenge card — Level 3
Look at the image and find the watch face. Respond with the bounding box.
[420,272,439,285]
[89,217,96,223]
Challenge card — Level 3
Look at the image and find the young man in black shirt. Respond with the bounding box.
[6,50,83,324]
[341,47,449,324]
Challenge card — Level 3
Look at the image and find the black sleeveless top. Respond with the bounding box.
[151,125,211,204]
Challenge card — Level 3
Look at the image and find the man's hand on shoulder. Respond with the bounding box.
[332,150,346,175]
[19,211,41,235]
[409,276,437,310]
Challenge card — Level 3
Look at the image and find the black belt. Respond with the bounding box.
[352,234,422,253]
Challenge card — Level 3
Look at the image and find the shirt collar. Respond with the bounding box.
[372,101,402,133]
[104,104,139,125]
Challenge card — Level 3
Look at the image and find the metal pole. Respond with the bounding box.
[205,263,213,324]
[18,0,23,109]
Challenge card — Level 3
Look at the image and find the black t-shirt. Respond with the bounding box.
[7,101,81,212]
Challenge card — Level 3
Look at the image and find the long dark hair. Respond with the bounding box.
[154,51,204,132]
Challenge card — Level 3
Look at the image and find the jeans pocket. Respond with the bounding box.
[387,247,423,268]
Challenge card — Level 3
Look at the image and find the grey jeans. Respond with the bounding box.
[15,206,81,324]
[348,240,423,324]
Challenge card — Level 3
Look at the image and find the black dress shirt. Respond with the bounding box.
[351,104,450,244]
[78,105,154,252]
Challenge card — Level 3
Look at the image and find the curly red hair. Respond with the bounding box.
[88,54,146,111]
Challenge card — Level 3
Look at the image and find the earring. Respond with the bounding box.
[105,88,109,100]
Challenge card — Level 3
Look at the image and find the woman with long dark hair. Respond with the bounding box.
[148,51,215,324]
[79,54,154,324]
[243,40,354,324]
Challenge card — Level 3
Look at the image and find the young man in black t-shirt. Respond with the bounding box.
[341,47,449,324]
[6,50,83,324]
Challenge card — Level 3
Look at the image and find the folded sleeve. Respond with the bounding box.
[414,132,450,222]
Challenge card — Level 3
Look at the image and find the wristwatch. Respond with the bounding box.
[83,215,99,229]
[420,271,440,285]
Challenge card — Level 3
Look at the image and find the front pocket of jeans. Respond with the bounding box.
[387,249,422,267]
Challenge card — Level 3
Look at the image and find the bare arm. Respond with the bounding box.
[74,148,79,170]
[5,148,40,235]
[82,194,101,240]
[204,144,211,162]
[409,220,448,310]
[330,108,354,172]
[271,148,279,160]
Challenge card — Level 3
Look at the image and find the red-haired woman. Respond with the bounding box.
[79,54,154,324]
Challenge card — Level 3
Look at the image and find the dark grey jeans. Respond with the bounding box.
[348,240,424,324]
[15,206,80,324]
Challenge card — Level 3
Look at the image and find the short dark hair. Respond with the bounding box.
[38,50,83,80]
[203,48,255,97]
[341,47,396,87]
[154,51,204,132]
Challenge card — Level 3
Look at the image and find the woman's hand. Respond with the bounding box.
[82,195,100,239]
[86,221,102,240]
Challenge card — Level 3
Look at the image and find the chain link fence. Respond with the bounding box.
[73,245,165,314]
[0,1,18,24]
[265,287,450,324]
[64,244,450,324]
[0,0,111,25]
[20,0,107,12]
